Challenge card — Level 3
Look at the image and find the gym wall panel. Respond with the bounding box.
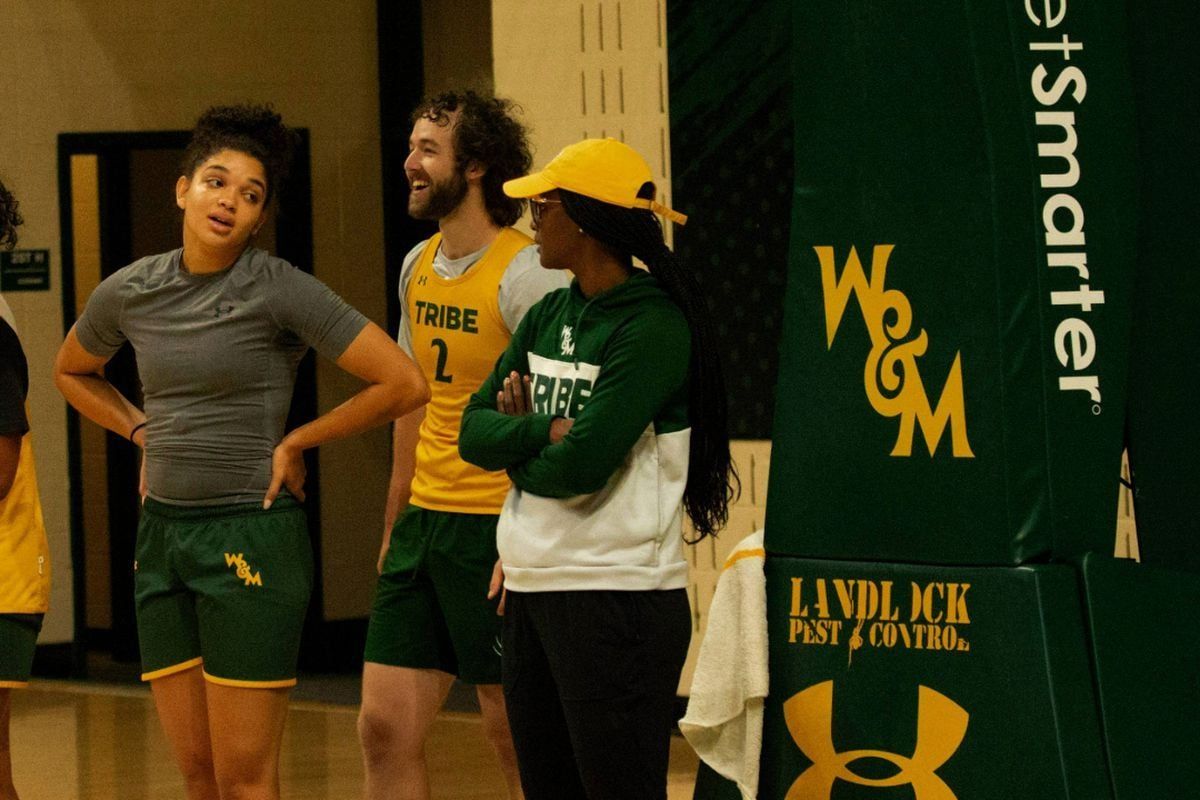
[492,0,677,243]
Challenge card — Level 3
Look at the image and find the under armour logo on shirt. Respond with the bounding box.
[213,304,235,318]
[417,275,429,286]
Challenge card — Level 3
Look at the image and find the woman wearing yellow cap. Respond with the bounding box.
[460,138,738,799]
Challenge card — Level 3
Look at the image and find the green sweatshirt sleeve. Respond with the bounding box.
[459,309,556,471]
[508,303,691,498]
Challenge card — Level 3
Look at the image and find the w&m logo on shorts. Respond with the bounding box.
[224,553,263,587]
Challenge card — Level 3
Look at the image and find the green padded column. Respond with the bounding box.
[1124,2,1200,573]
[757,557,1111,799]
[765,1,1137,564]
[1081,554,1200,798]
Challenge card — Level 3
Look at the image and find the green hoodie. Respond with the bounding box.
[460,270,692,592]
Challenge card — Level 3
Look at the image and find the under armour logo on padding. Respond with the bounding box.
[784,680,969,800]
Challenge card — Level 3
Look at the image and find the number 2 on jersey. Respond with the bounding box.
[431,338,453,383]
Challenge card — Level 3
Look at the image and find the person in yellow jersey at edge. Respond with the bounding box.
[357,91,568,800]
[0,179,51,800]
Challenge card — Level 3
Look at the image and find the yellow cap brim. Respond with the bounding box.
[503,172,556,199]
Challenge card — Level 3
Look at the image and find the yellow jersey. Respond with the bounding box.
[0,419,50,614]
[407,228,534,514]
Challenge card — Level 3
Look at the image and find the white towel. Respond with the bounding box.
[679,530,768,800]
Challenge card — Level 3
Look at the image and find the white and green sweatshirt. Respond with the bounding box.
[460,271,692,593]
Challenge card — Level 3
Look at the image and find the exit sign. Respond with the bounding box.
[0,250,50,291]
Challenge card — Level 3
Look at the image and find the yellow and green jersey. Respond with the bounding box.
[405,228,542,514]
[0,296,50,614]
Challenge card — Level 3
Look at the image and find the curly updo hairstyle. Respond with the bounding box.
[181,104,300,205]
[412,91,532,228]
[0,179,22,251]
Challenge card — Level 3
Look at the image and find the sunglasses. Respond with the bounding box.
[529,195,563,225]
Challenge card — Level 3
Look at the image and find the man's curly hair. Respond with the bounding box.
[0,179,22,251]
[181,104,300,204]
[412,91,532,227]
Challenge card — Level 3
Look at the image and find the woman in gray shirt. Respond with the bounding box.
[54,105,429,800]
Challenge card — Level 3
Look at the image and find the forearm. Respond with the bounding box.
[383,407,423,530]
[286,323,431,454]
[282,380,424,454]
[507,437,616,497]
[54,371,144,441]
[459,403,555,471]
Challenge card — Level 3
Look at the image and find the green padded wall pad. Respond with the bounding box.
[750,556,1111,800]
[1081,554,1200,799]
[765,0,1137,564]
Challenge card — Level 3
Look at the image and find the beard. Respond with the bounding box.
[408,169,469,220]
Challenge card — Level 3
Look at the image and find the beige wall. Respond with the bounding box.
[423,0,494,96]
[1,0,391,636]
[493,0,676,242]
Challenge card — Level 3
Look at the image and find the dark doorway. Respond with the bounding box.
[56,131,318,677]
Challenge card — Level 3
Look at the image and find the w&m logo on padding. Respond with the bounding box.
[817,245,974,458]
[784,680,968,799]
[224,553,262,587]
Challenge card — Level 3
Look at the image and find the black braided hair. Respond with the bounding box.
[559,187,740,540]
[181,104,300,205]
[0,179,22,251]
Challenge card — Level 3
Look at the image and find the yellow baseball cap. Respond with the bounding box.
[503,138,688,225]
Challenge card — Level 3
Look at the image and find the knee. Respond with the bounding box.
[177,747,216,789]
[358,705,419,765]
[214,761,273,800]
[215,778,267,800]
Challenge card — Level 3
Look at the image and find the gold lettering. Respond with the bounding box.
[790,577,808,617]
[816,245,974,458]
[223,552,263,588]
[814,579,831,620]
[947,583,971,624]
[923,583,945,624]
[791,619,844,647]
[880,580,901,621]
[833,579,856,619]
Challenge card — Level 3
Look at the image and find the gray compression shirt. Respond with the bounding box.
[75,248,369,506]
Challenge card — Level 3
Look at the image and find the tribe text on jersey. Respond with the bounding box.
[527,353,601,418]
[407,229,530,513]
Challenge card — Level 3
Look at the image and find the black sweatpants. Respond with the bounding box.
[501,589,692,800]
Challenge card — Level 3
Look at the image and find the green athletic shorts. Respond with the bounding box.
[0,613,43,687]
[364,506,503,684]
[135,497,313,688]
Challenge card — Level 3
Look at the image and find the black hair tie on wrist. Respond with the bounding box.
[130,421,147,443]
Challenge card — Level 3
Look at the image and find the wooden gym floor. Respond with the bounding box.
[8,680,702,799]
